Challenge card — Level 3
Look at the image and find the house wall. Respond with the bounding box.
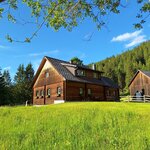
[33,60,64,105]
[66,81,115,101]
[105,87,119,101]
[85,70,101,79]
[129,72,150,95]
[66,81,85,101]
[33,82,64,105]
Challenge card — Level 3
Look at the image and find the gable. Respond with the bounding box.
[129,71,150,88]
[33,58,64,88]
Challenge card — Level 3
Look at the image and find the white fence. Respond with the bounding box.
[120,95,150,103]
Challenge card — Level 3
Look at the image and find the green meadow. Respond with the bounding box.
[0,102,150,150]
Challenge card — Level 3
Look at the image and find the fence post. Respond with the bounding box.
[144,95,146,103]
[128,96,130,102]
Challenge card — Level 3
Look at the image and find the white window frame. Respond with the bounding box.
[57,87,61,96]
[79,88,83,95]
[47,88,51,97]
[45,72,49,78]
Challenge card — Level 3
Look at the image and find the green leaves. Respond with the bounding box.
[24,38,31,43]
[1,0,150,42]
[0,8,4,18]
[7,14,16,23]
[6,35,13,42]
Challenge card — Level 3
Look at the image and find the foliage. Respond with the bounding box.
[14,63,34,104]
[89,41,150,94]
[70,57,83,65]
[0,0,149,42]
[0,102,150,149]
[0,68,6,105]
[0,63,34,105]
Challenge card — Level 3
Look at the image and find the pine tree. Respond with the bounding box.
[14,63,34,104]
[14,64,26,104]
[89,41,150,95]
[3,70,11,87]
[24,63,34,103]
[0,68,6,105]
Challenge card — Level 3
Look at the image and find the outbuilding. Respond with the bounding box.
[129,70,150,96]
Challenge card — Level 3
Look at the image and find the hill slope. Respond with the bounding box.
[90,41,150,94]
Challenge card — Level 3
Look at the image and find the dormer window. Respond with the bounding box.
[93,72,98,78]
[77,70,85,76]
[45,72,49,78]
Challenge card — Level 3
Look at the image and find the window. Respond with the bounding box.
[113,91,116,96]
[40,90,44,98]
[57,87,61,96]
[88,89,91,95]
[77,70,85,76]
[106,90,110,96]
[79,88,83,95]
[36,90,39,98]
[47,88,51,97]
[93,72,98,78]
[45,72,49,78]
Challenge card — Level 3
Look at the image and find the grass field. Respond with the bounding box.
[0,102,150,150]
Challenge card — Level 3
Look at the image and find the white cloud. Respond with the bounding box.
[0,45,9,49]
[29,50,59,57]
[111,30,147,48]
[3,66,11,70]
[111,30,142,42]
[125,35,146,48]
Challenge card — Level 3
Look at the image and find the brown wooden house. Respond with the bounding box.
[129,70,150,96]
[32,56,119,105]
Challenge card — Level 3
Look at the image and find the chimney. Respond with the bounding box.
[92,64,96,70]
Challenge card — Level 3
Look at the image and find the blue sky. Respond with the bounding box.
[0,1,150,79]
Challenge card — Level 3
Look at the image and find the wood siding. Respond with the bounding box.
[129,72,150,95]
[33,82,64,105]
[33,60,64,105]
[105,87,119,101]
[66,81,118,101]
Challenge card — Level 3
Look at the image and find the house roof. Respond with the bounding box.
[33,56,119,88]
[128,70,150,87]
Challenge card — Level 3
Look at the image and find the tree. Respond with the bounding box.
[14,63,34,104]
[70,57,83,65]
[0,0,149,42]
[0,68,6,105]
[24,63,34,103]
[90,41,150,95]
[3,70,11,87]
[14,64,26,104]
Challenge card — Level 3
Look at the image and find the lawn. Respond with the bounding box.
[0,102,150,150]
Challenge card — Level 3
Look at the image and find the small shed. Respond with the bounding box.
[128,70,150,96]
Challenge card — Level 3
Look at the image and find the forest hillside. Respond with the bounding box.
[90,41,150,95]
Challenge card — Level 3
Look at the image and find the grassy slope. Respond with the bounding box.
[0,102,150,150]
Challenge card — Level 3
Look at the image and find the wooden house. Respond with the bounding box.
[32,56,119,105]
[129,70,150,96]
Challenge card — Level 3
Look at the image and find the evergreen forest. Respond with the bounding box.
[90,41,150,95]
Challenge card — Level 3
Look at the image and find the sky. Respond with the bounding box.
[0,1,150,79]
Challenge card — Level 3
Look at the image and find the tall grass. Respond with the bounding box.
[0,102,150,150]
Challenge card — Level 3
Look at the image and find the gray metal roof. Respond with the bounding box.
[46,56,119,88]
